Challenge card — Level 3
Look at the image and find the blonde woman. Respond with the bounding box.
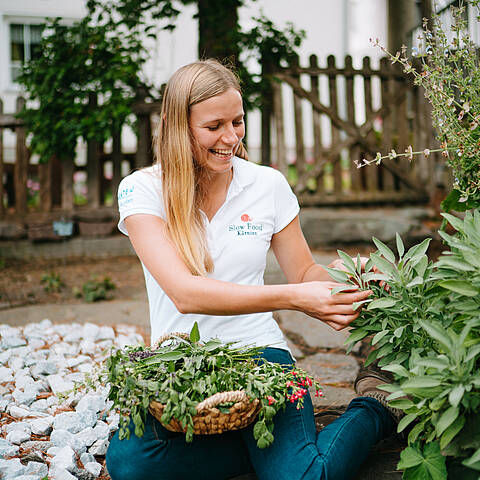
[106,59,397,480]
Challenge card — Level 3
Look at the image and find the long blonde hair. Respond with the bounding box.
[155,59,247,276]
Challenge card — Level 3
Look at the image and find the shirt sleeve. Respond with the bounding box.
[117,170,165,236]
[272,169,300,233]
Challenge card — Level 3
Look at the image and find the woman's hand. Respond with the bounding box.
[293,281,372,331]
[328,256,370,273]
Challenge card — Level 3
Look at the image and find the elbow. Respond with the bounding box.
[170,294,199,315]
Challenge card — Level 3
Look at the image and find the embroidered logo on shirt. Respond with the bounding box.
[229,215,263,236]
[118,185,135,208]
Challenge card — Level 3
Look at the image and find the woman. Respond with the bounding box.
[107,59,397,480]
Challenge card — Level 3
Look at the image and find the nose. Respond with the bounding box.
[222,124,240,146]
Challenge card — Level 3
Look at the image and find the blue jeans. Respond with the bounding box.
[106,348,394,480]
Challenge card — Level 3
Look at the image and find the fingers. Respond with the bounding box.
[330,289,372,304]
[323,313,360,331]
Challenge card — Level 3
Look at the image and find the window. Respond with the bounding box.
[10,23,43,82]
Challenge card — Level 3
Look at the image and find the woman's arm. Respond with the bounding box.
[124,214,370,330]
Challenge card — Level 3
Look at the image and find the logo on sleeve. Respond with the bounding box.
[229,213,263,236]
[118,185,135,208]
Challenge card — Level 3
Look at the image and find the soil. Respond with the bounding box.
[0,256,145,309]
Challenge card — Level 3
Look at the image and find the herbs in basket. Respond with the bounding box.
[102,322,322,449]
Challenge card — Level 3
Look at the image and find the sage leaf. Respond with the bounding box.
[367,298,397,310]
[440,416,465,450]
[190,322,200,343]
[372,237,396,263]
[396,232,405,258]
[436,406,459,436]
[448,385,465,409]
[439,280,480,297]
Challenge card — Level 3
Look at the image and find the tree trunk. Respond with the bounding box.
[197,0,241,63]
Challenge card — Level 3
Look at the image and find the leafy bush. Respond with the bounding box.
[41,272,65,293]
[73,276,116,302]
[327,211,480,478]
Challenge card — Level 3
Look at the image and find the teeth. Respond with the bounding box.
[211,149,232,155]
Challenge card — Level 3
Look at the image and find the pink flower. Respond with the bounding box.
[267,396,276,406]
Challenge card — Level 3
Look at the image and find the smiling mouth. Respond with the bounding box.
[209,149,233,158]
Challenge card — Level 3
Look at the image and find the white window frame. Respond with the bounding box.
[9,22,44,84]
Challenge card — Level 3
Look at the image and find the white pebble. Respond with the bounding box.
[85,461,102,477]
[50,445,77,472]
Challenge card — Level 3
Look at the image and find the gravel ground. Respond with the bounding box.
[0,320,144,480]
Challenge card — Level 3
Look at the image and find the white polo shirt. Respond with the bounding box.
[117,156,300,350]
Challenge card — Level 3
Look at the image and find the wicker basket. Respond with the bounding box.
[148,332,261,435]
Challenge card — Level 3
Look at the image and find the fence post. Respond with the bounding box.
[327,56,341,193]
[61,156,74,211]
[309,54,324,194]
[87,92,101,207]
[0,100,4,215]
[14,97,28,215]
[38,159,52,212]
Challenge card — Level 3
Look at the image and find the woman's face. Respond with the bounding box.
[189,87,245,174]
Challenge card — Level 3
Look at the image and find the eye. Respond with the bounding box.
[233,120,244,127]
[207,125,219,131]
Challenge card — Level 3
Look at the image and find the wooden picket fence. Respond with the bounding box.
[264,54,442,206]
[0,55,445,240]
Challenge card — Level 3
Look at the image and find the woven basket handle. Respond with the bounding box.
[153,332,191,349]
[196,390,249,412]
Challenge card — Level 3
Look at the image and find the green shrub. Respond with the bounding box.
[73,276,116,302]
[327,211,480,479]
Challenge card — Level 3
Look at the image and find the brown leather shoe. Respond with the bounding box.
[354,366,403,423]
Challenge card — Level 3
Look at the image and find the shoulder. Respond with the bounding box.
[117,165,162,209]
[233,157,287,187]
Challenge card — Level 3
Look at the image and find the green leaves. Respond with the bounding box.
[398,442,447,480]
[190,322,200,343]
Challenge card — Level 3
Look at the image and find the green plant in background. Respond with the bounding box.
[363,0,480,212]
[41,272,64,293]
[73,276,115,302]
[326,210,480,479]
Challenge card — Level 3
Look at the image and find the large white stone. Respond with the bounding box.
[0,366,14,382]
[80,452,96,465]
[24,460,48,478]
[9,405,32,418]
[0,458,25,478]
[6,429,30,445]
[30,360,58,378]
[9,356,25,371]
[50,445,77,472]
[15,374,35,390]
[12,388,38,406]
[76,394,106,414]
[50,429,87,454]
[30,416,54,435]
[97,326,115,341]
[0,438,19,457]
[66,355,91,368]
[49,466,77,480]
[47,374,74,395]
[88,438,108,456]
[92,420,110,440]
[75,427,97,447]
[29,399,48,413]
[85,461,102,477]
[5,421,29,435]
[1,335,26,348]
